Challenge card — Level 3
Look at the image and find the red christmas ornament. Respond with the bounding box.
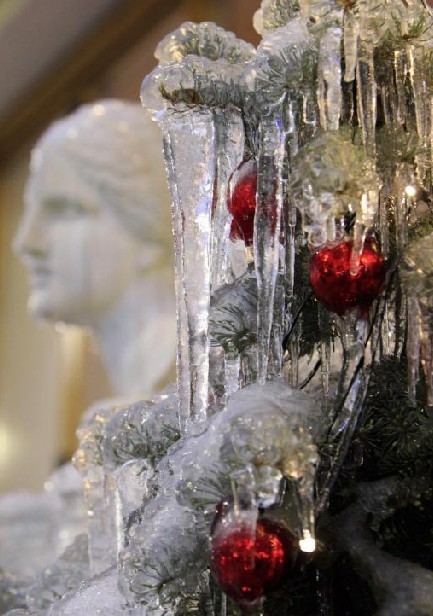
[210,514,297,608]
[309,237,385,316]
[228,160,257,246]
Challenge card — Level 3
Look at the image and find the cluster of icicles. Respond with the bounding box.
[139,0,433,583]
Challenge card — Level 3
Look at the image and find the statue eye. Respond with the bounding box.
[45,199,90,219]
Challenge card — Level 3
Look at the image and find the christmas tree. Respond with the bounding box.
[135,0,433,614]
[5,1,433,615]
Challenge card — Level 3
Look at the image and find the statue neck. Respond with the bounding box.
[93,268,176,398]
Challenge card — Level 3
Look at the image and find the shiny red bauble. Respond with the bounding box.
[210,514,297,607]
[228,160,257,246]
[309,237,385,317]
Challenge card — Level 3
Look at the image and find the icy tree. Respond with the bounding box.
[6,2,433,615]
[134,2,433,614]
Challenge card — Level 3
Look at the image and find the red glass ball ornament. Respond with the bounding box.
[309,237,385,317]
[210,515,297,607]
[228,160,257,246]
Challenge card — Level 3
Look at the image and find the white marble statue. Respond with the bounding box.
[0,102,178,612]
[14,100,176,399]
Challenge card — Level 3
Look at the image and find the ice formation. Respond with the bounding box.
[6,0,433,614]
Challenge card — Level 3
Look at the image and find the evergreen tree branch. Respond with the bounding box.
[327,476,433,616]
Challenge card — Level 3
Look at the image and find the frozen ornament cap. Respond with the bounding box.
[155,21,256,64]
[141,22,255,120]
[219,380,319,549]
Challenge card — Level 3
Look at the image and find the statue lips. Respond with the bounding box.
[27,264,51,289]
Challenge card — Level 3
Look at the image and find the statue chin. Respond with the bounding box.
[27,293,83,327]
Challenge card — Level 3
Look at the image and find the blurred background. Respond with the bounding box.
[0,0,260,493]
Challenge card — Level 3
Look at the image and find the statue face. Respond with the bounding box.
[14,146,144,327]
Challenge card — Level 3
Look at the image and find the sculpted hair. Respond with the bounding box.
[31,100,172,248]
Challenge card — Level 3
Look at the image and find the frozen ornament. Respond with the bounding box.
[291,132,380,246]
[309,237,385,316]
[210,510,297,608]
[228,160,258,245]
[220,380,320,552]
[292,130,379,206]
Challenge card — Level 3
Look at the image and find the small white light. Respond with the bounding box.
[299,532,316,553]
[405,185,416,198]
[93,104,106,117]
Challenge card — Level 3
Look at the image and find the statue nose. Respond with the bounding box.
[13,206,48,258]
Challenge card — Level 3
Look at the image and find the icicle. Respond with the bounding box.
[405,45,432,189]
[408,46,428,142]
[280,102,302,384]
[331,314,367,440]
[297,466,316,554]
[285,199,297,306]
[282,196,298,387]
[221,592,227,616]
[403,233,433,406]
[109,460,151,561]
[379,84,394,128]
[394,49,409,130]
[393,164,414,253]
[407,294,421,406]
[420,304,433,407]
[286,318,301,388]
[356,38,377,153]
[350,205,368,276]
[209,343,226,409]
[272,101,299,380]
[430,96,433,192]
[224,355,241,398]
[255,98,287,384]
[270,274,286,377]
[318,305,332,405]
[301,89,318,144]
[343,9,358,83]
[73,405,119,576]
[162,109,215,430]
[380,300,390,357]
[211,109,245,291]
[317,25,343,131]
[379,186,391,258]
[317,258,394,514]
[240,348,256,388]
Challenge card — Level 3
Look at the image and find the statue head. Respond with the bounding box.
[14,100,172,328]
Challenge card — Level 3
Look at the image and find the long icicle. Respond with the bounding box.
[255,97,287,384]
[162,109,215,431]
[211,108,245,291]
[317,259,399,515]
